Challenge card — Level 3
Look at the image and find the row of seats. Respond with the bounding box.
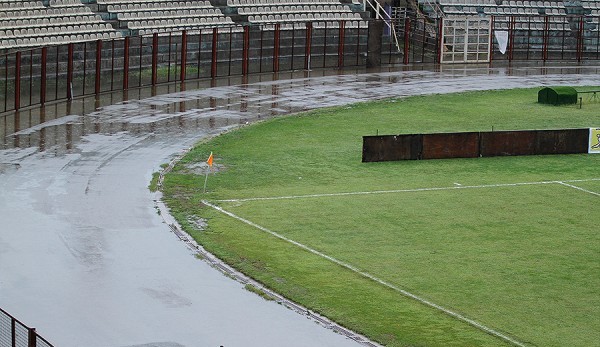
[0,0,124,49]
[488,13,569,21]
[582,1,600,9]
[98,0,209,4]
[128,16,234,30]
[239,5,351,15]
[228,0,344,6]
[118,9,223,20]
[248,12,361,23]
[439,0,564,6]
[0,1,44,11]
[1,24,117,39]
[0,32,121,49]
[102,0,212,7]
[493,21,572,30]
[1,16,105,29]
[486,7,538,14]
[102,0,233,35]
[481,6,565,15]
[49,0,85,7]
[107,1,213,12]
[261,20,368,30]
[137,26,244,36]
[0,7,93,19]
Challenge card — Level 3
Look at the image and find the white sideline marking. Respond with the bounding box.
[202,200,527,347]
[556,181,600,197]
[216,178,600,202]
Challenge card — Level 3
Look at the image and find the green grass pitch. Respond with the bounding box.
[162,88,600,347]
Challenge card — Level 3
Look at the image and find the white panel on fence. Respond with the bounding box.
[494,30,509,54]
[589,128,600,154]
[440,16,492,63]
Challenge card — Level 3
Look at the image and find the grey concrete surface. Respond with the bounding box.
[1,63,599,347]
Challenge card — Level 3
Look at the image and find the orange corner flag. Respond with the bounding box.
[206,152,213,167]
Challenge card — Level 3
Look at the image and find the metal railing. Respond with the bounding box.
[0,308,55,347]
[490,15,600,62]
[0,21,382,114]
[1,16,600,115]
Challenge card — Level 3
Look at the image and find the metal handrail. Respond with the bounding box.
[363,0,401,51]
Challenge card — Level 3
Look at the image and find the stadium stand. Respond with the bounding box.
[1,0,598,58]
[230,0,364,27]
[96,0,235,35]
[0,0,121,49]
[414,0,599,36]
[0,0,369,48]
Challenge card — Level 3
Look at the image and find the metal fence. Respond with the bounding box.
[0,20,382,113]
[1,16,600,114]
[0,308,55,347]
[490,15,600,61]
[389,14,600,64]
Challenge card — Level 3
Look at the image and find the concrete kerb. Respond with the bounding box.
[153,147,382,347]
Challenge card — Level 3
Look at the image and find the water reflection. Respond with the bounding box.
[2,63,599,156]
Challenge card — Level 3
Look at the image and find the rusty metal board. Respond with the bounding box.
[362,134,422,162]
[535,129,589,155]
[480,130,537,157]
[422,132,480,159]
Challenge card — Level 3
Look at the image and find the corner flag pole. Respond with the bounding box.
[203,152,213,193]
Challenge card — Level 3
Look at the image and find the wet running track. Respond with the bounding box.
[1,63,599,347]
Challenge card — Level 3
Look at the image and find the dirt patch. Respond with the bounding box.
[0,163,20,174]
[182,162,226,175]
[187,216,208,231]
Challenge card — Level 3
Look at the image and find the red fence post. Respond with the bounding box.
[67,43,73,100]
[95,39,102,95]
[14,51,21,110]
[180,30,187,82]
[338,20,346,67]
[489,16,494,63]
[151,33,158,85]
[543,16,549,61]
[40,47,47,105]
[305,22,312,69]
[436,18,443,64]
[242,25,249,75]
[211,27,218,78]
[508,17,515,61]
[28,328,36,347]
[576,16,584,62]
[123,36,130,90]
[273,23,280,72]
[404,18,411,65]
[338,20,345,67]
[11,318,16,347]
